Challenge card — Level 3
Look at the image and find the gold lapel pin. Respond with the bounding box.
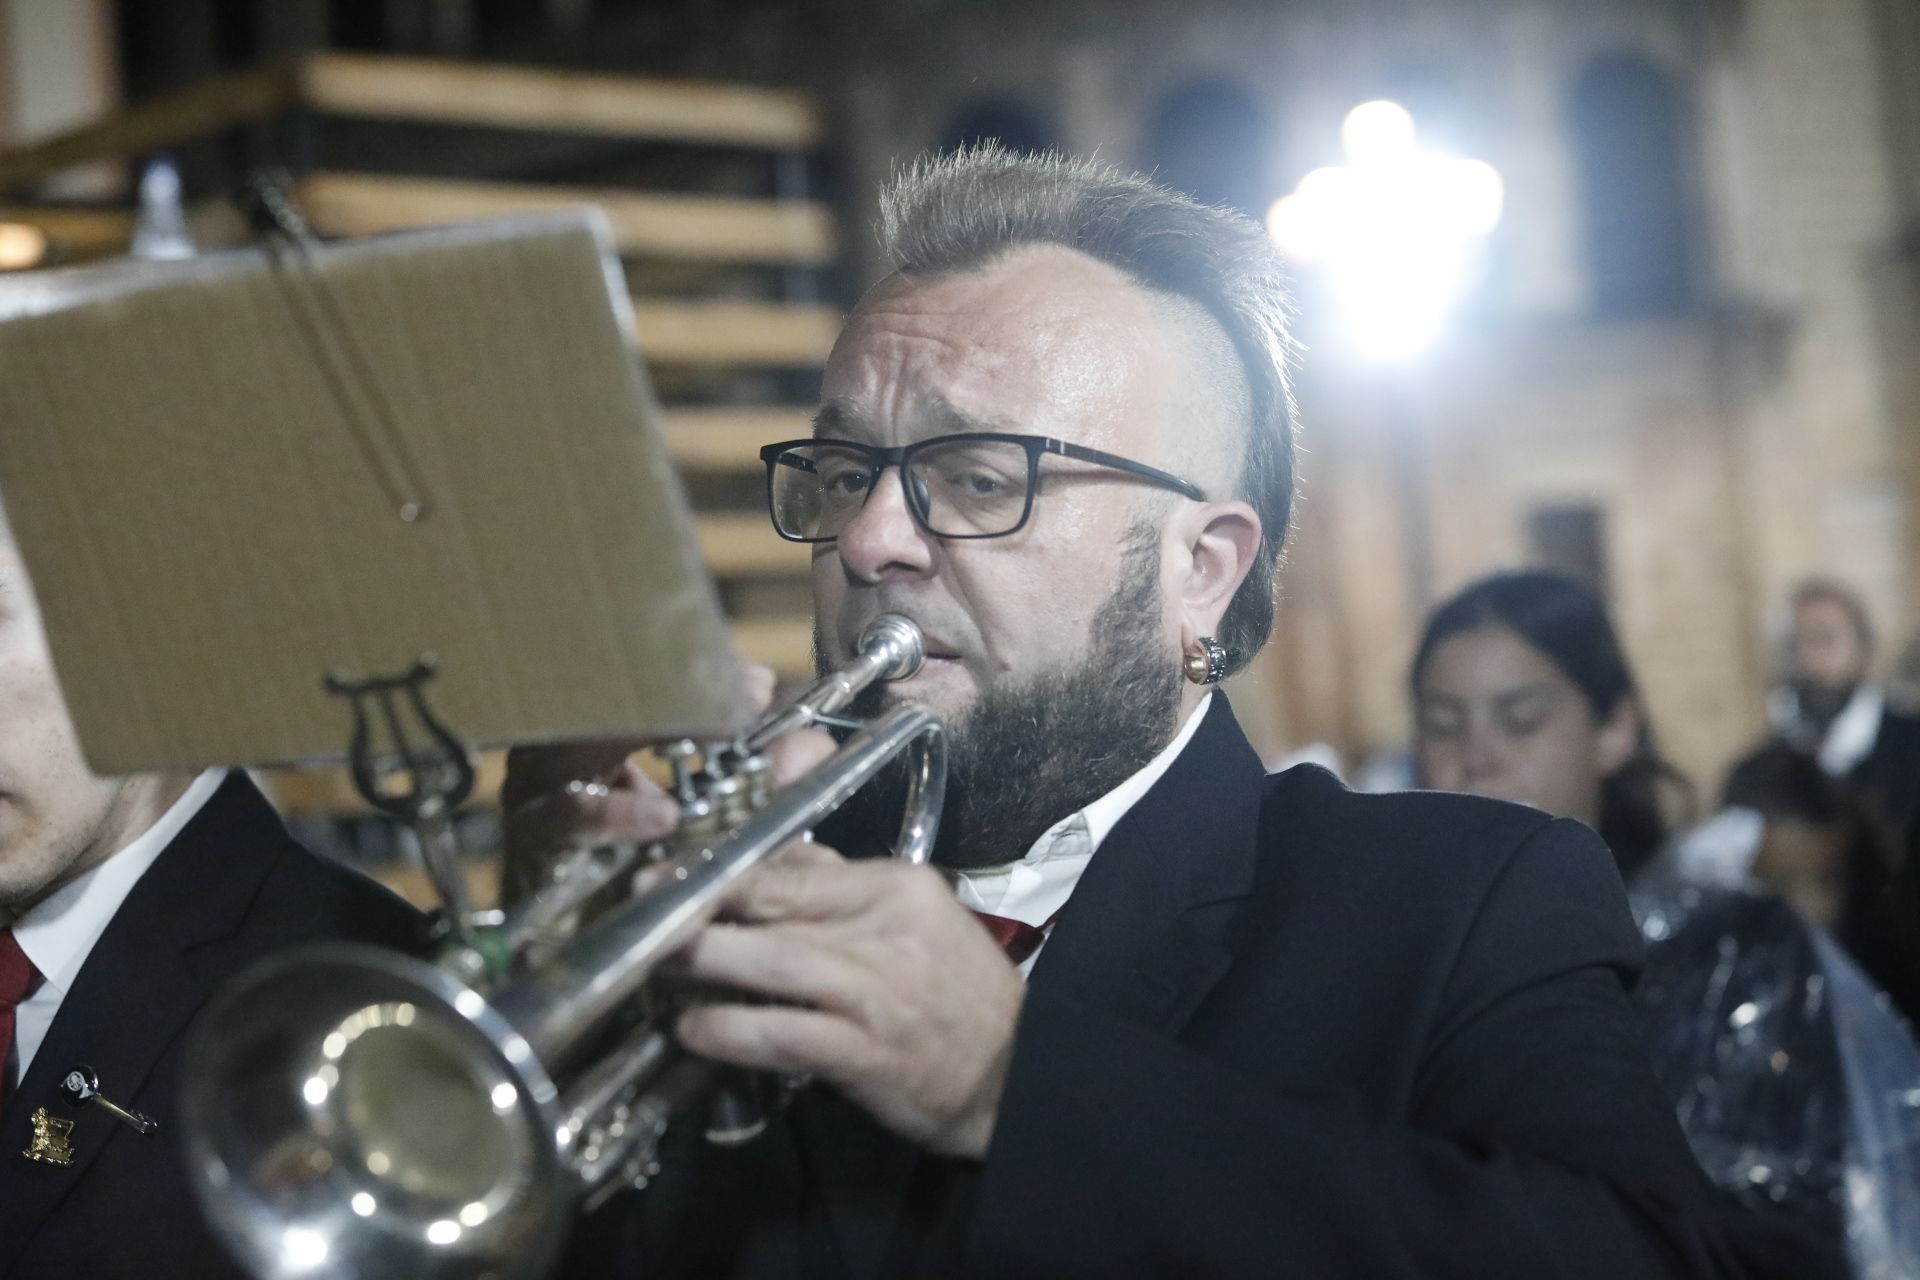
[22,1108,75,1167]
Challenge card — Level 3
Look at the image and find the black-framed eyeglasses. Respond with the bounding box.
[759,433,1207,543]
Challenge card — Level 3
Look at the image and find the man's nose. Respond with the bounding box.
[835,466,936,581]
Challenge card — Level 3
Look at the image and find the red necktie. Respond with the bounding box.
[971,909,1062,966]
[0,927,39,1120]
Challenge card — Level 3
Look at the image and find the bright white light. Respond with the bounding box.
[426,1220,462,1246]
[282,1228,330,1270]
[1432,157,1505,238]
[302,1076,330,1106]
[490,1082,519,1113]
[1266,101,1504,360]
[351,1192,377,1218]
[1341,100,1416,166]
[459,1201,490,1227]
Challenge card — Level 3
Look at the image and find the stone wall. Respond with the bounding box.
[827,0,1920,797]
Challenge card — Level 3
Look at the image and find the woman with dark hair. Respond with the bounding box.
[1408,571,1920,1278]
[1409,569,1683,879]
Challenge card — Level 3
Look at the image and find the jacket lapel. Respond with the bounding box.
[0,775,286,1271]
[1025,694,1264,1036]
[817,697,1266,1278]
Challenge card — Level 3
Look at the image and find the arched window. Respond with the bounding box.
[1568,54,1694,317]
[943,100,1052,156]
[1142,79,1275,218]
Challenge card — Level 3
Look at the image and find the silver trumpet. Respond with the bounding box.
[180,614,944,1280]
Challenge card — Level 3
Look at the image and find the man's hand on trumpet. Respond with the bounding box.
[498,663,1025,1163]
[677,845,1024,1160]
[499,663,797,898]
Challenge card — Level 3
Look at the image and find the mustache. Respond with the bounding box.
[819,605,971,671]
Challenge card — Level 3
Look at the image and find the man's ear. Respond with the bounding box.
[1596,697,1643,777]
[1173,500,1262,647]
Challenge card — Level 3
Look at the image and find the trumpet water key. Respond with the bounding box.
[179,615,945,1280]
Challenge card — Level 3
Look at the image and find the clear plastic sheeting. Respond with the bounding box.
[1631,879,1920,1278]
[1814,930,1920,1278]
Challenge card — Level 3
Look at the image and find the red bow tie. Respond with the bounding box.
[970,909,1062,966]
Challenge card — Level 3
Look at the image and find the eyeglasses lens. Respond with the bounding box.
[768,440,1031,539]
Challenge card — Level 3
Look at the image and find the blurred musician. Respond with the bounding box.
[1738,577,1920,860]
[0,502,420,1279]
[508,146,1740,1278]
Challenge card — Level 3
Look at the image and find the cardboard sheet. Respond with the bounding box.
[0,211,745,773]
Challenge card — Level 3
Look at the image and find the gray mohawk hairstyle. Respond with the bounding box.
[874,144,1299,677]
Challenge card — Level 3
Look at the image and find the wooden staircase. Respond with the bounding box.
[0,54,836,829]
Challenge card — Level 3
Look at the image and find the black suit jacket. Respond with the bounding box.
[0,773,421,1280]
[1853,703,1920,854]
[589,697,1746,1279]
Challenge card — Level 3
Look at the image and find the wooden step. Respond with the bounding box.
[0,55,822,195]
[298,54,823,150]
[631,298,840,366]
[662,406,810,470]
[295,172,837,266]
[0,65,295,194]
[698,511,809,577]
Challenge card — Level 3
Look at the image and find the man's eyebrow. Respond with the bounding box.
[813,397,1018,440]
[812,401,867,439]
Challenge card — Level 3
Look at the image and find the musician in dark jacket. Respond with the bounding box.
[510,145,1744,1277]
[0,510,420,1279]
[1741,577,1920,858]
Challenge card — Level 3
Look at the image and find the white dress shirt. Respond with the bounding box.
[952,693,1212,977]
[1767,683,1886,777]
[6,768,226,1089]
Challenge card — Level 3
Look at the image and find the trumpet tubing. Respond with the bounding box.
[179,615,944,1280]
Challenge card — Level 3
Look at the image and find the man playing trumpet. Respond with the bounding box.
[508,146,1739,1278]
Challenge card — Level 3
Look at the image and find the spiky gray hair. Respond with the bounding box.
[875,144,1298,676]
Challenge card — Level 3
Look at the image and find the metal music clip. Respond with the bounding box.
[325,655,479,934]
[60,1065,157,1135]
[21,1108,75,1166]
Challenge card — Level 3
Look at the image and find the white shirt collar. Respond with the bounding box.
[1817,685,1885,776]
[1767,683,1885,776]
[952,692,1213,936]
[12,768,227,996]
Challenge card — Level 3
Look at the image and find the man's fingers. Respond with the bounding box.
[500,740,646,811]
[725,857,923,923]
[772,840,844,868]
[678,921,870,1013]
[765,726,838,787]
[503,761,679,854]
[736,662,778,721]
[676,1002,874,1079]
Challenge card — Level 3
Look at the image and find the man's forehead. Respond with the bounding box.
[820,248,1168,445]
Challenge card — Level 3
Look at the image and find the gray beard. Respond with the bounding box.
[825,530,1183,870]
[1792,680,1858,732]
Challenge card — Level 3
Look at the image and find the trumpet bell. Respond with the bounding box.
[181,943,568,1280]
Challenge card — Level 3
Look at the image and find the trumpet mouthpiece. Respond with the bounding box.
[858,614,925,681]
